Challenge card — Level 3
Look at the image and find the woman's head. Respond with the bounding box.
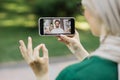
[82,0,120,37]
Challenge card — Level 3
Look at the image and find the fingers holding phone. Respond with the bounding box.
[58,30,80,45]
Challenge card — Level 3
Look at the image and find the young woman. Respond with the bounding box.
[19,0,120,80]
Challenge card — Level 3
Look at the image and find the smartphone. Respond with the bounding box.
[38,17,75,36]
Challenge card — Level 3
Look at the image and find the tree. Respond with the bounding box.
[32,0,81,17]
[0,0,82,27]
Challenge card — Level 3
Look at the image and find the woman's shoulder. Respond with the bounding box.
[56,56,117,80]
[58,56,117,73]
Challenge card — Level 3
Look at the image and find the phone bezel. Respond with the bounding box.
[38,17,75,36]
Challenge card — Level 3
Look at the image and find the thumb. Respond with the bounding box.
[41,44,48,58]
[60,35,73,43]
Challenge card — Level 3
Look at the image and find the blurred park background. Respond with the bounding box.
[0,0,99,63]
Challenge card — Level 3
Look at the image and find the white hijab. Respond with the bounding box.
[90,35,120,80]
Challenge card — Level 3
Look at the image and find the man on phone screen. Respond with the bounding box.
[51,20,64,33]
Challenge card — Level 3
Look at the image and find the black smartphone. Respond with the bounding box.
[38,17,75,36]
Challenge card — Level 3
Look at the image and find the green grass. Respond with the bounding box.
[0,27,99,63]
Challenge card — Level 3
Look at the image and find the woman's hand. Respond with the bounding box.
[19,37,49,80]
[58,30,89,61]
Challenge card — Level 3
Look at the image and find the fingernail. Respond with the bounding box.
[58,38,61,40]
[28,36,31,39]
[41,43,44,46]
[19,40,22,43]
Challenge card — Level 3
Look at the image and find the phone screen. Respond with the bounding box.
[39,17,75,36]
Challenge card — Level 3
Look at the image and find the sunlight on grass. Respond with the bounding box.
[75,22,90,31]
[3,3,30,13]
[3,3,17,10]
[75,15,90,31]
[2,20,14,26]
[0,13,7,19]
[1,19,36,27]
[0,14,36,27]
[24,21,36,27]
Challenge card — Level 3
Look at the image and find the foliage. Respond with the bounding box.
[0,0,82,27]
[0,0,35,27]
[32,0,81,17]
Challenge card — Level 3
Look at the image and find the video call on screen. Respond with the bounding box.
[43,18,72,34]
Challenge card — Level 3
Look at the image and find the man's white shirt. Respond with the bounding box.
[51,28,64,33]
